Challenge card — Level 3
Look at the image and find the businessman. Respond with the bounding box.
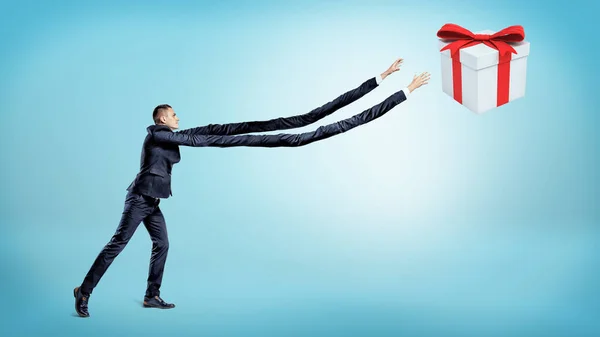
[74,58,430,317]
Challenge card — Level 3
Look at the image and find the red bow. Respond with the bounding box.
[437,23,525,57]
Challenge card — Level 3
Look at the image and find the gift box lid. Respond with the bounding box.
[438,29,530,70]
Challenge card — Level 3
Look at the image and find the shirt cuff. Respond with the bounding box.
[375,74,383,85]
[401,87,411,99]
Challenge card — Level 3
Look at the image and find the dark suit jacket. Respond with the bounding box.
[126,77,406,198]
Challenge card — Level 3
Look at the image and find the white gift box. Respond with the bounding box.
[439,30,530,114]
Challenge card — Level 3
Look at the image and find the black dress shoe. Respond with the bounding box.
[73,287,90,317]
[143,295,175,309]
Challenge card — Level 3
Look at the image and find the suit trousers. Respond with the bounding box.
[80,191,169,298]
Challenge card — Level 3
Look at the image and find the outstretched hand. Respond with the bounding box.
[407,72,430,93]
[381,58,403,80]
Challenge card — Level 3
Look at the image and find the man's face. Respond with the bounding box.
[161,108,179,130]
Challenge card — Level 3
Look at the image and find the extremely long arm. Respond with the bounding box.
[153,90,407,148]
[177,58,406,136]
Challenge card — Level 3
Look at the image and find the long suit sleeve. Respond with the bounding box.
[152,90,406,148]
[177,77,379,136]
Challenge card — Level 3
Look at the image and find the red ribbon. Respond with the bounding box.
[437,24,525,107]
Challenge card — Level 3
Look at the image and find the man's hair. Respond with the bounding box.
[153,104,172,124]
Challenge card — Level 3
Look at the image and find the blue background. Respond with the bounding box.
[1,0,598,336]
